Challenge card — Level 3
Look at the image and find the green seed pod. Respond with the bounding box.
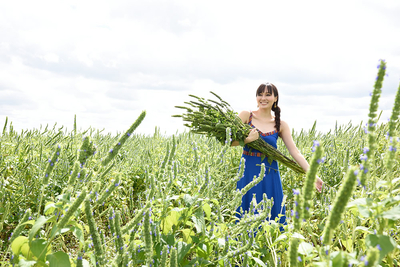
[193,145,198,165]
[155,224,161,244]
[67,161,80,187]
[114,210,123,256]
[293,193,302,231]
[231,190,242,211]
[388,82,400,137]
[129,227,135,244]
[232,209,269,235]
[368,60,386,132]
[174,105,192,111]
[102,111,146,166]
[385,139,398,176]
[217,202,223,223]
[99,230,105,251]
[289,238,299,267]
[249,195,256,215]
[10,209,31,244]
[108,208,116,237]
[242,253,248,266]
[365,247,380,267]
[83,241,90,254]
[360,60,387,186]
[2,116,7,135]
[170,247,178,267]
[122,251,128,267]
[43,144,62,184]
[159,143,170,175]
[121,201,151,234]
[225,127,232,146]
[77,136,96,165]
[302,143,323,219]
[79,168,87,182]
[57,188,87,230]
[76,252,83,267]
[359,163,368,186]
[344,149,350,171]
[322,167,358,244]
[143,211,153,266]
[84,199,104,265]
[385,83,400,172]
[240,163,266,197]
[110,254,122,267]
[89,181,101,202]
[160,245,168,267]
[0,202,10,233]
[169,135,176,162]
[225,233,253,259]
[237,157,245,181]
[210,221,215,235]
[96,175,120,205]
[128,240,136,257]
[148,182,156,201]
[173,160,178,180]
[222,232,229,256]
[97,162,115,181]
[148,173,156,199]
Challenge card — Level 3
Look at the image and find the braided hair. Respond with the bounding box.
[256,83,281,133]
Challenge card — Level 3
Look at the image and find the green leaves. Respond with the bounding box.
[365,234,397,263]
[297,241,314,256]
[381,206,400,220]
[29,216,49,244]
[191,209,206,234]
[3,62,400,265]
[176,241,191,263]
[30,238,49,262]
[47,251,71,267]
[161,209,180,235]
[12,236,67,266]
[11,236,29,256]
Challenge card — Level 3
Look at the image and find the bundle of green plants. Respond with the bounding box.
[173,91,305,174]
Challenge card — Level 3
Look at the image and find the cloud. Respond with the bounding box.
[0,0,399,136]
[0,89,36,112]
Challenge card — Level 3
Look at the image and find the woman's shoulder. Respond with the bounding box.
[238,110,251,123]
[279,119,291,132]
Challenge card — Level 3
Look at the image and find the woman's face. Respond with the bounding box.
[257,89,277,109]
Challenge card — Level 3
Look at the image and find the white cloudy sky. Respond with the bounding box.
[1,0,399,136]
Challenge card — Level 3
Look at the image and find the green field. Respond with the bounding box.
[1,62,399,266]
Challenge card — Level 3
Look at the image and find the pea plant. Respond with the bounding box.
[0,60,399,266]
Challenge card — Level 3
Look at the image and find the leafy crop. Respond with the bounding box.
[0,60,399,266]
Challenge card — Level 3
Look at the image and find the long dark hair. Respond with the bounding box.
[256,83,281,133]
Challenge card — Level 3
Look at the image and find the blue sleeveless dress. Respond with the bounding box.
[236,112,286,226]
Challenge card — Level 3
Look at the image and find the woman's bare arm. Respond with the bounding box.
[280,120,324,192]
[280,120,310,171]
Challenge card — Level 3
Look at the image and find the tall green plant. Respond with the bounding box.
[359,60,386,186]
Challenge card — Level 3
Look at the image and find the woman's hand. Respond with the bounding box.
[245,128,259,144]
[315,177,324,193]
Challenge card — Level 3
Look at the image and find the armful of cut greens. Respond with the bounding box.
[173,91,306,174]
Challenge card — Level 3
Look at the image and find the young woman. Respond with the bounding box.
[231,83,324,225]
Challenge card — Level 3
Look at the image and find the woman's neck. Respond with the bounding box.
[255,108,273,120]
